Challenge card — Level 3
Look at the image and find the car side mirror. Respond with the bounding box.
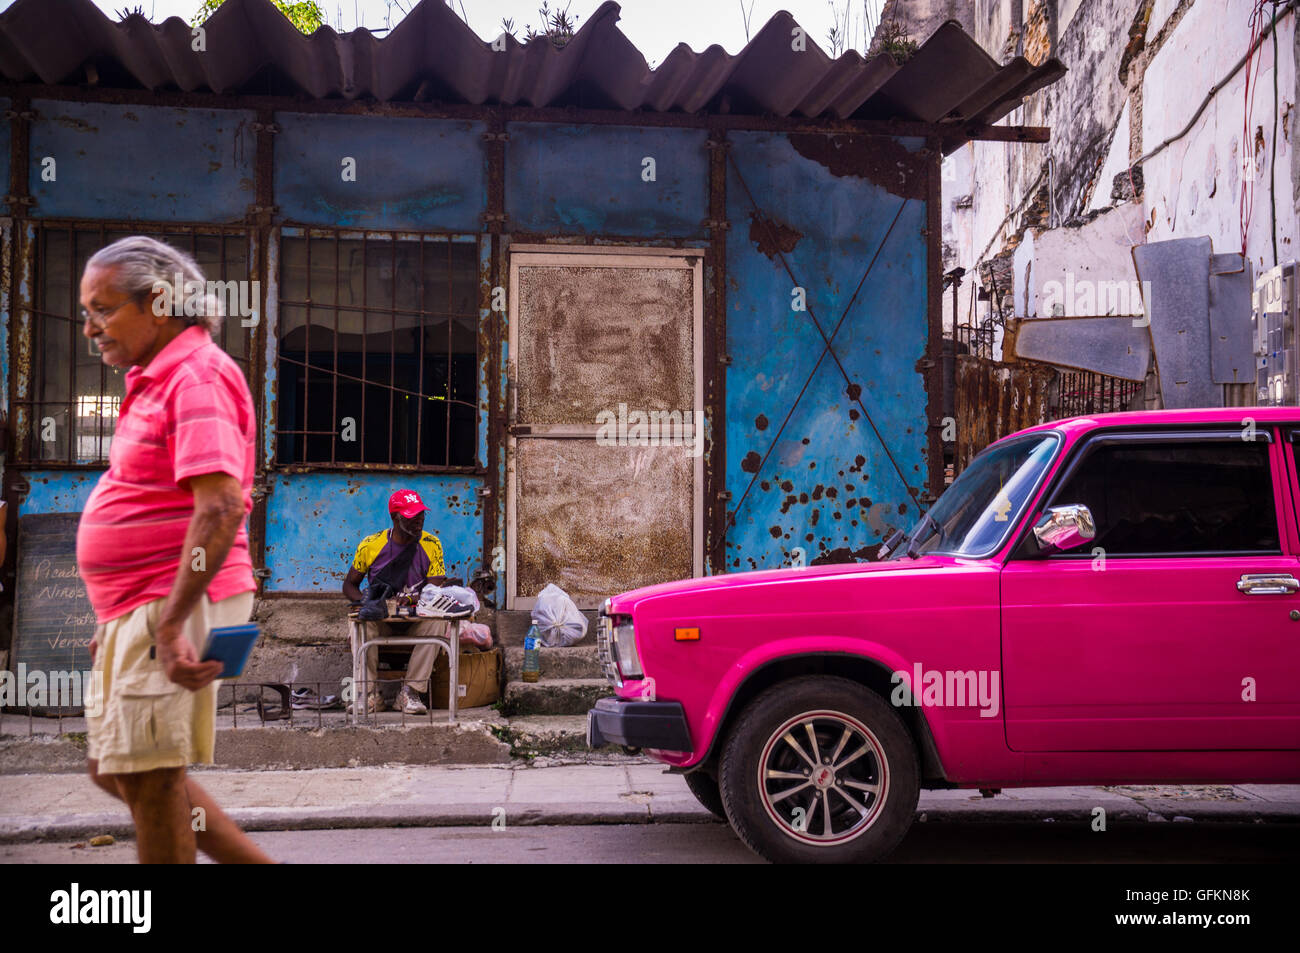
[1032,504,1096,552]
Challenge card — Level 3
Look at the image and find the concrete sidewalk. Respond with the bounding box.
[1,764,1298,844]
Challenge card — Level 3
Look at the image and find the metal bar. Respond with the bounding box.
[416,236,424,465]
[389,236,397,466]
[303,234,312,465]
[923,139,944,504]
[444,238,451,466]
[705,123,728,573]
[332,234,340,465]
[361,234,367,465]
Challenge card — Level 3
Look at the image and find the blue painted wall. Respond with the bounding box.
[19,470,101,512]
[263,472,485,592]
[6,101,935,593]
[724,132,929,571]
[274,113,486,231]
[506,123,709,236]
[28,101,256,221]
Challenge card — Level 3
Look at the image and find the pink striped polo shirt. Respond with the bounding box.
[77,324,256,622]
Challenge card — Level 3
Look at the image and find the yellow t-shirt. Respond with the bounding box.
[351,530,445,589]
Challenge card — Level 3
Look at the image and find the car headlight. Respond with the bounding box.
[612,620,643,680]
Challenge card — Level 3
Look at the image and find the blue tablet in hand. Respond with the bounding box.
[201,623,261,679]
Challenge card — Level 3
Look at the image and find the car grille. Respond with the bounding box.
[596,612,620,687]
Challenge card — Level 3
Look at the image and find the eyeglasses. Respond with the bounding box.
[80,295,141,332]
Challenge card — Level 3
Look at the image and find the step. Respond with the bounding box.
[505,644,604,681]
[495,715,625,758]
[502,678,610,717]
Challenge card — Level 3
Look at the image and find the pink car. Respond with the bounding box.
[588,408,1300,863]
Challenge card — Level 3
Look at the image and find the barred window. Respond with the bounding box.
[275,232,479,468]
[27,225,252,465]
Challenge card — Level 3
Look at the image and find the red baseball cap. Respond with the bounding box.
[388,489,429,518]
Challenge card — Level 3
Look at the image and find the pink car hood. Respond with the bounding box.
[605,555,957,615]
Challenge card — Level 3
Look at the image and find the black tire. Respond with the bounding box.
[683,770,728,820]
[719,676,919,864]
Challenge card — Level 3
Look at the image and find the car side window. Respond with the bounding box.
[1048,440,1279,556]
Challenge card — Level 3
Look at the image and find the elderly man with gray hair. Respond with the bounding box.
[75,235,271,864]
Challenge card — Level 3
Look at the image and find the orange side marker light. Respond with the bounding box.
[675,627,700,641]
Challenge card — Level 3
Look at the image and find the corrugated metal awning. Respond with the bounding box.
[0,0,1064,133]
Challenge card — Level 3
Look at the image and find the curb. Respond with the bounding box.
[3,801,1296,845]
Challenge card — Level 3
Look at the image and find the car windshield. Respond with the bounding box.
[894,432,1060,558]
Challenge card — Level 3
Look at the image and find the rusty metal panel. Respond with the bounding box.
[1,215,10,420]
[724,131,929,570]
[28,100,256,222]
[274,113,486,232]
[10,469,99,512]
[515,260,696,423]
[505,123,709,237]
[262,472,484,592]
[514,440,693,606]
[953,356,1054,473]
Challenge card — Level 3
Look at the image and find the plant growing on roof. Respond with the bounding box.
[192,0,326,33]
[496,2,580,49]
[868,17,918,64]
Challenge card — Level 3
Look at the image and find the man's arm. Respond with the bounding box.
[155,472,245,690]
[342,567,366,603]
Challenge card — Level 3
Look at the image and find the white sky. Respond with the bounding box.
[0,0,886,66]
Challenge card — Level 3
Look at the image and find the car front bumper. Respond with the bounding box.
[587,696,692,751]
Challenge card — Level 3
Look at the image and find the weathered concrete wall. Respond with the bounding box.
[1143,0,1297,273]
[945,0,1298,410]
[877,0,975,45]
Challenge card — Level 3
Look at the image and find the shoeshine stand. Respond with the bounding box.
[348,613,463,726]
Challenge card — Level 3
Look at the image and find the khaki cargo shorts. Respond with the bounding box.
[85,591,255,775]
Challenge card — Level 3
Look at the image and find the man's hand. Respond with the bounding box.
[89,637,98,664]
[156,624,223,691]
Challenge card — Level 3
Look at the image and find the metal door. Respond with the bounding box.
[506,246,704,609]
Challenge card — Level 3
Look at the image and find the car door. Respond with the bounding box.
[1000,428,1300,752]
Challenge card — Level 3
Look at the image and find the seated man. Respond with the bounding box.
[343,489,457,714]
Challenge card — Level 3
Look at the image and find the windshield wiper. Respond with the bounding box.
[905,512,941,559]
[877,528,906,560]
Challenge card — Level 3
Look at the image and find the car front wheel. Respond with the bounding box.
[719,676,919,863]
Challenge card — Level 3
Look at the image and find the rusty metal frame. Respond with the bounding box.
[270,225,484,474]
[923,137,944,505]
[0,82,1051,149]
[704,122,729,574]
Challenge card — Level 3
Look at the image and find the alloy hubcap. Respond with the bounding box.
[757,710,889,846]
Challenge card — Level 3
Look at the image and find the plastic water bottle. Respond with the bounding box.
[522,625,541,683]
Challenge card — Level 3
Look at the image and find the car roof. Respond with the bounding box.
[1002,406,1300,442]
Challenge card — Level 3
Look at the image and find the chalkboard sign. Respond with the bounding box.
[8,513,95,715]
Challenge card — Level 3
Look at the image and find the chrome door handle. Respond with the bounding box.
[1237,573,1300,595]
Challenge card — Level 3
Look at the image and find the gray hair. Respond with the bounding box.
[86,235,223,336]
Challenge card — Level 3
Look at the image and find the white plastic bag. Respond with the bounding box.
[530,583,588,647]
